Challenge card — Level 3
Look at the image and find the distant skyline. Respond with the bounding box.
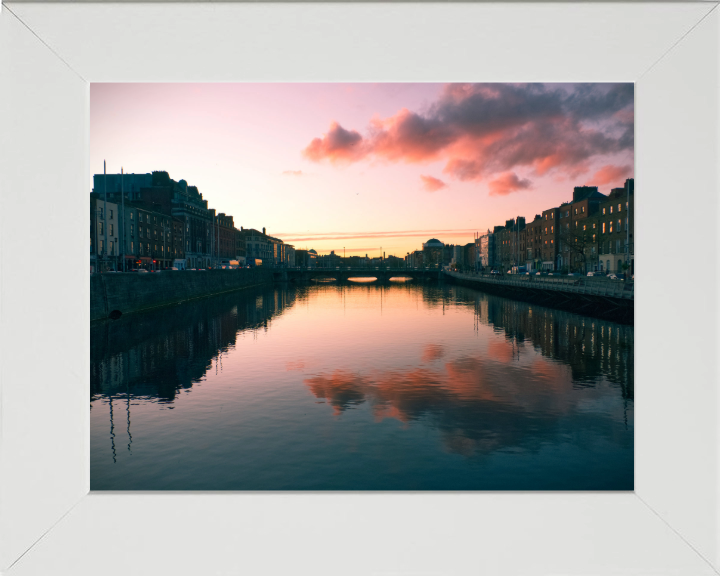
[91,83,633,256]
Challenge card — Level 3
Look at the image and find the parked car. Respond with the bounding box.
[608,274,619,280]
[137,269,149,273]
[567,272,580,277]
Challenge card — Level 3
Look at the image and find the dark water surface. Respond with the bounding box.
[91,281,633,490]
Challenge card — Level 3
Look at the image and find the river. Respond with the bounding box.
[90,280,633,490]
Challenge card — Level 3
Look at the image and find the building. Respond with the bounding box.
[284,245,295,268]
[540,208,560,271]
[451,245,463,267]
[422,238,444,268]
[482,179,634,274]
[317,250,343,268]
[215,212,236,262]
[237,228,271,264]
[495,218,526,272]
[93,171,215,269]
[90,193,120,273]
[295,249,317,268]
[93,172,152,201]
[596,179,634,274]
[476,231,496,270]
[556,186,607,272]
[234,229,247,264]
[523,215,543,271]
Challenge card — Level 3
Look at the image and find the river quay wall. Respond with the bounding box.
[444,271,634,325]
[91,269,275,321]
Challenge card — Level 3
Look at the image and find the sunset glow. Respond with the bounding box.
[91,83,633,256]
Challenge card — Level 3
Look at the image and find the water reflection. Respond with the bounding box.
[91,284,296,402]
[91,282,633,490]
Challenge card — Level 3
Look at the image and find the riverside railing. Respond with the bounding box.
[445,271,634,300]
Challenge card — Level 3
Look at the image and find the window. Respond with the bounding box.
[99,240,104,254]
[551,213,554,219]
[545,215,548,221]
[592,234,596,242]
[583,224,587,231]
[131,241,134,254]
[566,211,569,217]
[154,230,158,240]
[624,219,628,231]
[130,224,135,236]
[551,239,554,244]
[98,208,104,220]
[566,223,569,230]
[574,208,577,215]
[582,206,585,213]
[602,222,606,233]
[109,209,114,219]
[618,204,622,212]
[591,246,596,254]
[618,219,622,230]
[109,241,114,255]
[139,243,144,255]
[575,221,578,228]
[593,222,596,229]
[130,212,134,221]
[616,240,621,252]
[139,213,143,223]
[147,243,150,254]
[109,224,114,236]
[154,217,157,225]
[98,222,103,235]
[609,221,614,233]
[603,208,606,215]
[610,206,613,214]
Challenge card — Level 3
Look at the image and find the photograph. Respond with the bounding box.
[89,82,634,491]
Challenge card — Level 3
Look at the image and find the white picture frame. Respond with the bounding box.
[1,2,718,575]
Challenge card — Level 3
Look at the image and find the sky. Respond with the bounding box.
[90,83,634,257]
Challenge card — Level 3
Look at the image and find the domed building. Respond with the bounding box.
[422,238,444,268]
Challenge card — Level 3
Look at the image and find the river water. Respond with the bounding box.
[90,280,633,490]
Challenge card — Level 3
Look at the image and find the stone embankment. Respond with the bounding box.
[444,271,634,325]
[91,268,274,321]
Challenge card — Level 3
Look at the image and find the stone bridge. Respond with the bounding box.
[273,267,443,283]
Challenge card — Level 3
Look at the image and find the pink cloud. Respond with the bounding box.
[302,84,633,186]
[302,121,365,164]
[420,175,447,192]
[591,164,633,187]
[282,170,304,176]
[488,172,532,196]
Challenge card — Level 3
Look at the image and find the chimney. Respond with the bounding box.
[241,226,243,231]
[262,227,266,235]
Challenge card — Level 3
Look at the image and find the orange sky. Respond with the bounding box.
[91,83,633,256]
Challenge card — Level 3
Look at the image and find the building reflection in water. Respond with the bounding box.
[91,282,633,489]
[91,284,297,402]
[303,285,632,459]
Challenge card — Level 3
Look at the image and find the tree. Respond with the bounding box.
[558,221,595,273]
